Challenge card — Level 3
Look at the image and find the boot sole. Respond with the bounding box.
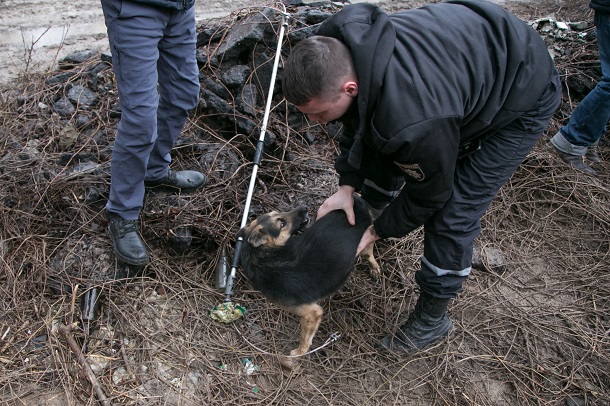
[144,183,205,195]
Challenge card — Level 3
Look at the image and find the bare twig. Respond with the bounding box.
[58,323,111,406]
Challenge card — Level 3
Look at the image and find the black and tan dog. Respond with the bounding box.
[237,194,380,356]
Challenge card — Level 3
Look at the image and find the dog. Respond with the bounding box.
[236,194,380,356]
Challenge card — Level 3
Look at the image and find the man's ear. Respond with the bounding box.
[343,80,359,97]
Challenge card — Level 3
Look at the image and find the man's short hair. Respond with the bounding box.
[282,36,356,106]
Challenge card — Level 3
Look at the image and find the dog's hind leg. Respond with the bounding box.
[360,242,381,278]
[282,303,324,356]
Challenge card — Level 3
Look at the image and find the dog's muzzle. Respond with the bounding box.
[290,206,309,235]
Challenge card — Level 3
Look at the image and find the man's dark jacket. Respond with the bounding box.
[131,0,194,10]
[316,0,556,239]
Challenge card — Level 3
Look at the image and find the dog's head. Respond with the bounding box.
[237,206,309,248]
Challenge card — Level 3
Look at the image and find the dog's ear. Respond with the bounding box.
[237,226,268,247]
[247,230,269,247]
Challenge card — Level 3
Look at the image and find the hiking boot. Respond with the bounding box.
[376,292,453,353]
[106,211,149,265]
[145,169,207,191]
[585,148,601,163]
[549,143,597,175]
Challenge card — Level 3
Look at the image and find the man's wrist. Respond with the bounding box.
[339,185,356,194]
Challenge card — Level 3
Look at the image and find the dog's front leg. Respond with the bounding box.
[283,303,324,356]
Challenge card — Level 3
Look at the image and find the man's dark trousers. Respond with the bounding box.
[361,71,562,298]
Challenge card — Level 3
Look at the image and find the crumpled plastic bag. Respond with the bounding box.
[209,302,246,323]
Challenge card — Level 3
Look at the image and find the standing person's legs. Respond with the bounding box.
[102,0,166,219]
[101,0,168,265]
[550,11,610,168]
[145,6,200,181]
[378,71,561,352]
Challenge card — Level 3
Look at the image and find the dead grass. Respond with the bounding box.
[0,2,608,405]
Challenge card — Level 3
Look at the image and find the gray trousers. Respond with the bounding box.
[101,0,200,220]
[362,70,562,298]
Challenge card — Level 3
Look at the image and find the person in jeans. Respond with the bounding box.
[100,0,206,265]
[282,1,561,353]
[550,0,610,175]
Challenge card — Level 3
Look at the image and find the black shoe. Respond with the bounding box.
[144,169,206,191]
[585,148,601,163]
[106,211,149,265]
[550,143,597,175]
[376,293,452,353]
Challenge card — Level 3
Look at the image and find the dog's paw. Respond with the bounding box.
[279,356,302,372]
[280,349,306,372]
[370,258,381,275]
[365,257,382,280]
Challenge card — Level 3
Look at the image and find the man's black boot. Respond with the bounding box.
[376,292,453,353]
[144,169,206,191]
[106,211,150,265]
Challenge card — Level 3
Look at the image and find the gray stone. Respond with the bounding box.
[202,77,232,99]
[221,64,251,89]
[236,83,259,116]
[100,51,113,64]
[196,25,225,47]
[567,21,589,31]
[46,71,76,86]
[216,9,275,60]
[169,226,193,255]
[59,49,99,66]
[202,89,233,115]
[68,85,99,107]
[53,97,76,117]
[472,245,507,274]
[76,114,92,129]
[251,52,275,97]
[198,143,241,181]
[287,25,317,44]
[304,9,334,25]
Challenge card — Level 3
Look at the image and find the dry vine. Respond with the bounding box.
[0,1,608,405]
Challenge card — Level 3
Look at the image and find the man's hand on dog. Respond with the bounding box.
[317,185,380,256]
[317,185,357,224]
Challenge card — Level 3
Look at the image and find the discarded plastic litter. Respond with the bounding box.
[209,302,246,323]
[241,358,259,376]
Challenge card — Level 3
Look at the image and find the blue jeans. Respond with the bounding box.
[551,11,610,155]
[101,0,200,219]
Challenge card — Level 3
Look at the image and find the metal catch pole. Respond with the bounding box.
[223,11,290,303]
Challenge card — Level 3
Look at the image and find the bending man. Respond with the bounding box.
[282,0,561,352]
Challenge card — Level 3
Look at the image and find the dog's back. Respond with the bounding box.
[240,196,372,307]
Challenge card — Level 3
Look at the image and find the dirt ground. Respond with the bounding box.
[0,1,608,406]
[0,0,281,84]
[0,0,557,84]
[0,0,584,83]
